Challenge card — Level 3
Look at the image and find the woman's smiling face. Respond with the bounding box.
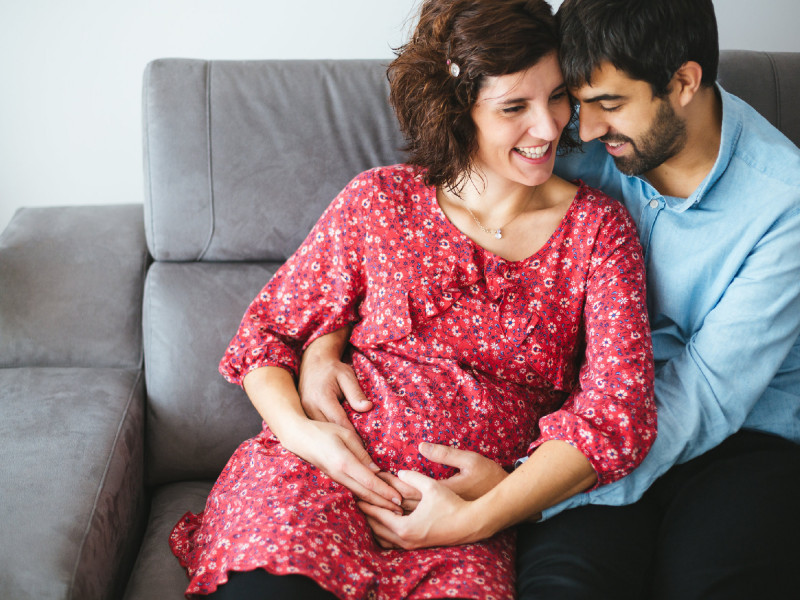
[470,52,571,188]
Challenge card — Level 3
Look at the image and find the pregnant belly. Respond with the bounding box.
[347,352,542,478]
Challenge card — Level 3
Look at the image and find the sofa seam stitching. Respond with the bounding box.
[137,247,149,370]
[67,369,144,599]
[143,64,158,260]
[198,60,216,261]
[765,52,782,131]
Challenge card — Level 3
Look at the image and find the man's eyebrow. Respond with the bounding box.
[579,93,626,104]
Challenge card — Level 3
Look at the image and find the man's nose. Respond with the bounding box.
[578,107,607,142]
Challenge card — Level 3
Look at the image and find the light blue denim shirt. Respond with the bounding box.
[543,85,800,519]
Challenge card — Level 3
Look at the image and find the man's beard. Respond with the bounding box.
[603,99,688,176]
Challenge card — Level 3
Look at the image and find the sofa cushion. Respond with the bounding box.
[0,367,145,600]
[143,261,274,485]
[122,481,214,600]
[0,205,147,369]
[717,50,800,147]
[143,59,407,262]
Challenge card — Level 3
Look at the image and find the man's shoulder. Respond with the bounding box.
[725,92,800,191]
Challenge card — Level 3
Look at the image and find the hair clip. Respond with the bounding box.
[446,59,461,77]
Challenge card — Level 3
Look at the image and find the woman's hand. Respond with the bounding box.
[358,470,485,549]
[281,418,403,514]
[376,442,510,513]
[295,330,404,510]
[243,365,401,514]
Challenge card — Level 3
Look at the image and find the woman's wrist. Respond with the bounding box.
[243,365,309,443]
[303,327,351,363]
[275,414,320,458]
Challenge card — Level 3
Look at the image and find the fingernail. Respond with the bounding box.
[393,497,402,505]
[419,442,430,452]
[369,462,380,472]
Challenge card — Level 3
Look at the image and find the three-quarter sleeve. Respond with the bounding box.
[532,201,657,486]
[219,171,372,386]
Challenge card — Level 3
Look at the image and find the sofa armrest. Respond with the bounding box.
[0,204,149,598]
[0,368,146,600]
[0,204,149,369]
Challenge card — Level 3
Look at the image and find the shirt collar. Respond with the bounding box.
[635,84,741,212]
[686,85,742,207]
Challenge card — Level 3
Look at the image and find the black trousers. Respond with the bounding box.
[516,430,800,600]
[207,571,339,600]
[207,569,472,599]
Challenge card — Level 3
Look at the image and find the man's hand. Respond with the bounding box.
[376,442,510,513]
[299,328,372,434]
[359,441,598,550]
[358,470,483,549]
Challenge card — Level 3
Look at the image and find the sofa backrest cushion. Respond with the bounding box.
[142,59,406,483]
[142,59,407,262]
[717,51,800,147]
[143,261,272,484]
[141,52,800,264]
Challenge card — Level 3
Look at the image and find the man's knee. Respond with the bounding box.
[650,431,800,600]
[516,503,657,600]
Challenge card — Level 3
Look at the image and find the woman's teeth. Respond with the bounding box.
[515,143,550,159]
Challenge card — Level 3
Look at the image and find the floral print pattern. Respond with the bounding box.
[170,165,656,599]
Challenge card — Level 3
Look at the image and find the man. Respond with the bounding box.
[298,0,800,597]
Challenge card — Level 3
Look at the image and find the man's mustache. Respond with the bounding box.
[599,133,634,145]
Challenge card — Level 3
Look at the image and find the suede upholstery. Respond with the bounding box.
[0,205,147,369]
[143,59,406,262]
[0,52,797,599]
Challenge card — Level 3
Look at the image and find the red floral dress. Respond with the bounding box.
[170,165,656,599]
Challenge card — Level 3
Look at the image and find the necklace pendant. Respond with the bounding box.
[495,229,503,240]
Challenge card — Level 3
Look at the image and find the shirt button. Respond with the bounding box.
[649,199,659,209]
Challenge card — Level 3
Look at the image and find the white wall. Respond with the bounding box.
[1,0,799,232]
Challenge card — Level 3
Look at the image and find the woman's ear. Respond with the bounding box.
[671,61,704,107]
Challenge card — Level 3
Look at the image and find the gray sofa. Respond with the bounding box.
[1,50,798,600]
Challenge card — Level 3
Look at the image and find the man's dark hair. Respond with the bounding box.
[557,0,719,97]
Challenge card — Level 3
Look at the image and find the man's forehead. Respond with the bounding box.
[568,62,645,100]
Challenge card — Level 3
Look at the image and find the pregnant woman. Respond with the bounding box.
[169,1,657,598]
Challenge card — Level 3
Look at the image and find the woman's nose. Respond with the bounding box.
[526,107,561,141]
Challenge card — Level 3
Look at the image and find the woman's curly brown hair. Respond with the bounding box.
[388,0,579,190]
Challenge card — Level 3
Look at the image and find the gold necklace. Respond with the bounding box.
[459,188,538,240]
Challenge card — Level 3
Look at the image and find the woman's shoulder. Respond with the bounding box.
[567,180,636,226]
[333,164,433,225]
[539,177,639,250]
[571,180,621,209]
[349,164,428,191]
[542,175,626,220]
